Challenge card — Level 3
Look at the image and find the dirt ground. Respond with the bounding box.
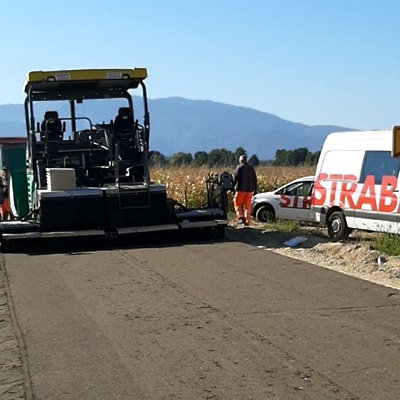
[1,223,400,398]
[0,260,25,399]
[227,221,400,291]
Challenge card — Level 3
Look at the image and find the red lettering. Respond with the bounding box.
[343,174,357,181]
[279,195,291,208]
[339,175,357,209]
[356,175,377,211]
[312,173,328,206]
[330,182,338,204]
[312,173,398,213]
[329,174,344,180]
[379,175,398,212]
[293,196,299,208]
[303,196,311,209]
[329,174,343,205]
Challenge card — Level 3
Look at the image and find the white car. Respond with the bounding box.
[251,175,314,223]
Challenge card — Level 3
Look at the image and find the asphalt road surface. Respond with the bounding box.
[2,229,400,399]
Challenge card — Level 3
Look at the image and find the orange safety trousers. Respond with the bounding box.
[234,191,253,223]
[0,198,10,220]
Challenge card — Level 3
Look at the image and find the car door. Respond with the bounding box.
[276,180,313,221]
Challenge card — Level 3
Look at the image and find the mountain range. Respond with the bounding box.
[0,97,356,160]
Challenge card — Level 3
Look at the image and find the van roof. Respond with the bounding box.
[323,130,392,151]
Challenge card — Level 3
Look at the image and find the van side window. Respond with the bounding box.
[360,151,400,184]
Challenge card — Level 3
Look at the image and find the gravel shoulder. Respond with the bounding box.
[226,221,400,292]
[0,258,25,400]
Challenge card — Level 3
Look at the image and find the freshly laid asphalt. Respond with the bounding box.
[2,230,400,399]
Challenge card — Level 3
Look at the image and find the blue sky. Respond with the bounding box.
[1,0,399,130]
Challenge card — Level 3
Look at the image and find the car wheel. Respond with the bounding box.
[256,205,275,222]
[327,211,350,241]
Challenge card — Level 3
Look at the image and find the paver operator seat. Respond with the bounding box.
[41,111,63,141]
[113,107,134,140]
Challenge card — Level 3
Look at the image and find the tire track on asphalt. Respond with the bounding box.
[0,255,35,400]
[119,249,361,400]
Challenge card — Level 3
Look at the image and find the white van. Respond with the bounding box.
[312,130,400,240]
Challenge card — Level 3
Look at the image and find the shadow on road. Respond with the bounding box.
[2,228,230,256]
[225,224,330,249]
[1,224,353,256]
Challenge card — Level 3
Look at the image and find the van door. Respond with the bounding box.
[354,150,400,233]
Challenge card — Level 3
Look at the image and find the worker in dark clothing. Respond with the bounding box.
[232,155,257,226]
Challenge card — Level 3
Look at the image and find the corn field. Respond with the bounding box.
[151,165,315,208]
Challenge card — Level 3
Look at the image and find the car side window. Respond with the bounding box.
[285,184,299,195]
[298,182,313,196]
[282,181,312,196]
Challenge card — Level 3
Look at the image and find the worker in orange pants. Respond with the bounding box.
[234,191,253,225]
[232,155,257,226]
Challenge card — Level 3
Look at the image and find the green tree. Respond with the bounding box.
[149,151,167,166]
[273,149,290,166]
[193,151,209,166]
[208,148,235,167]
[290,147,309,166]
[273,148,318,166]
[169,152,193,166]
[248,154,260,167]
[305,150,320,165]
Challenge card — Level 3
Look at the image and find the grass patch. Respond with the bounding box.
[371,233,400,256]
[261,219,304,233]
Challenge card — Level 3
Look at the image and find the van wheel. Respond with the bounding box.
[256,205,275,222]
[327,211,349,241]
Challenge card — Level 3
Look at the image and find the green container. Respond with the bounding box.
[9,171,29,218]
[0,138,29,218]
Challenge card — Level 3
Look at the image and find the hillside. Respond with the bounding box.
[0,97,356,160]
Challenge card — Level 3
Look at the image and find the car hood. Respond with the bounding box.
[253,191,275,201]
